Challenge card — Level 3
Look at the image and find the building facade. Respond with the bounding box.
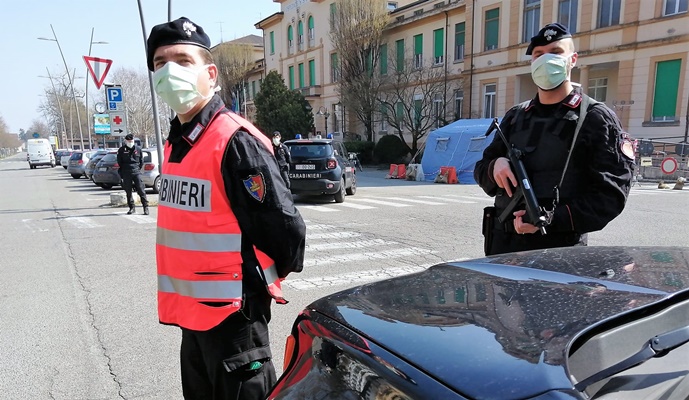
[256,0,689,143]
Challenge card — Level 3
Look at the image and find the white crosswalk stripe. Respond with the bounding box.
[121,214,156,224]
[307,231,363,240]
[420,195,475,204]
[347,198,412,207]
[63,216,103,229]
[307,239,397,251]
[382,196,446,205]
[299,205,340,212]
[445,195,493,202]
[304,247,435,268]
[332,202,376,210]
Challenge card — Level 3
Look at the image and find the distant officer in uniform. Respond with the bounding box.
[475,23,634,256]
[147,17,306,399]
[117,133,149,215]
[272,131,291,188]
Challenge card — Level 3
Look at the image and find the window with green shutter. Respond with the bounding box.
[251,81,256,99]
[396,39,405,72]
[308,59,316,86]
[331,53,339,82]
[308,16,315,46]
[396,102,404,123]
[433,28,444,64]
[287,25,294,53]
[484,8,499,51]
[288,66,295,90]
[269,31,275,55]
[298,21,304,50]
[380,44,388,75]
[454,23,465,60]
[652,59,681,122]
[413,34,423,68]
[298,63,305,88]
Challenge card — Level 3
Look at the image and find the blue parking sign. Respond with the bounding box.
[107,87,122,102]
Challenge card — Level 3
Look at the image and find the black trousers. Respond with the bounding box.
[280,167,290,189]
[121,172,148,207]
[487,224,587,256]
[180,296,276,400]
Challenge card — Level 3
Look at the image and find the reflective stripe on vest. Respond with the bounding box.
[157,226,242,252]
[158,274,242,300]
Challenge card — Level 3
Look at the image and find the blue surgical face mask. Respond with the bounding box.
[153,62,214,114]
[530,53,570,90]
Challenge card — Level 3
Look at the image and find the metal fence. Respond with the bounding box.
[635,137,689,181]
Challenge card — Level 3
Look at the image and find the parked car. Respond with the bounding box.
[140,148,163,193]
[269,246,689,400]
[66,151,94,179]
[92,151,121,189]
[284,135,356,203]
[26,139,55,169]
[59,150,73,169]
[84,150,111,181]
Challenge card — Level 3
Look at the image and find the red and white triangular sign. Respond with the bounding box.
[83,56,113,89]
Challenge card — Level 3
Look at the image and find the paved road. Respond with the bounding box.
[1,153,687,399]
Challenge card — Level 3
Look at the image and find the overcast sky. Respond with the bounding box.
[0,0,280,133]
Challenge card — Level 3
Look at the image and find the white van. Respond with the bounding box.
[27,139,56,169]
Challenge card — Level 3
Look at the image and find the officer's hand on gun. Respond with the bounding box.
[492,157,540,235]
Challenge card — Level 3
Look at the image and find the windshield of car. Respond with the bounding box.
[99,154,117,163]
[287,143,333,158]
[69,152,82,160]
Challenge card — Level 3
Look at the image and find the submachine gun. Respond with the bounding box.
[484,118,551,235]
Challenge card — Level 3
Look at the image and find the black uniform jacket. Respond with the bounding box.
[474,90,634,234]
[117,144,144,174]
[274,142,291,170]
[165,95,306,298]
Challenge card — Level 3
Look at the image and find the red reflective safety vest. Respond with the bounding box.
[156,108,286,331]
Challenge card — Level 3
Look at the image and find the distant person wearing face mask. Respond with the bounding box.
[474,23,634,256]
[271,131,291,188]
[116,134,149,215]
[147,17,306,400]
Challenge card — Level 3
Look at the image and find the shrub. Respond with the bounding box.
[344,141,375,164]
[373,135,410,164]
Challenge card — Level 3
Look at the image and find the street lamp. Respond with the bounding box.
[38,24,85,150]
[38,69,67,146]
[85,28,108,150]
[316,106,330,134]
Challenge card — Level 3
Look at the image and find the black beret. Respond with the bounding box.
[125,134,134,140]
[526,23,572,55]
[146,17,211,71]
[273,131,281,137]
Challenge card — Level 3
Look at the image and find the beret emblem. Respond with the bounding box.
[182,21,197,37]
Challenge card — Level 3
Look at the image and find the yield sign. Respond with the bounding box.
[83,56,113,89]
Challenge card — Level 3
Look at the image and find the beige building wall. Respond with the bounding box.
[255,0,689,143]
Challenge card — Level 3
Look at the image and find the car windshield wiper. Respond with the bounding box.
[574,325,689,392]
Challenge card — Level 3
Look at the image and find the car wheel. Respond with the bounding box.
[334,178,345,203]
[101,183,113,190]
[71,174,81,179]
[153,176,161,194]
[346,173,357,196]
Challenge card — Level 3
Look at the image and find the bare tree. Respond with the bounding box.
[26,119,51,139]
[378,55,459,154]
[330,0,389,142]
[0,114,9,136]
[212,43,255,114]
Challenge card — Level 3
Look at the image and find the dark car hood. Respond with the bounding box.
[309,246,689,400]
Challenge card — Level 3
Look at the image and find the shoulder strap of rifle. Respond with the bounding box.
[558,94,596,188]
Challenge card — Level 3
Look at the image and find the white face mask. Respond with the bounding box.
[153,62,214,114]
[530,53,570,90]
[273,138,281,146]
[125,141,134,148]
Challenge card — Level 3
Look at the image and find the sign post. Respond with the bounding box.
[105,85,128,138]
[83,56,113,89]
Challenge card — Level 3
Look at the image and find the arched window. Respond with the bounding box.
[287,25,294,54]
[297,21,304,51]
[308,16,315,47]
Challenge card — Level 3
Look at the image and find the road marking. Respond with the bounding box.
[382,196,446,205]
[348,198,412,207]
[299,205,340,212]
[64,217,103,229]
[283,264,434,290]
[304,247,435,267]
[307,239,397,251]
[307,231,363,240]
[21,219,49,233]
[121,214,156,224]
[333,202,376,210]
[307,223,337,231]
[419,196,475,204]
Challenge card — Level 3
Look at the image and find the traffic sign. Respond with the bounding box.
[660,157,678,174]
[93,114,111,135]
[106,85,124,112]
[109,111,128,137]
[83,56,113,90]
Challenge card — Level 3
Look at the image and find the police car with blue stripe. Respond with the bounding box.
[284,134,357,203]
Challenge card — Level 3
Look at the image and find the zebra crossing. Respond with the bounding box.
[19,211,156,233]
[297,194,492,213]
